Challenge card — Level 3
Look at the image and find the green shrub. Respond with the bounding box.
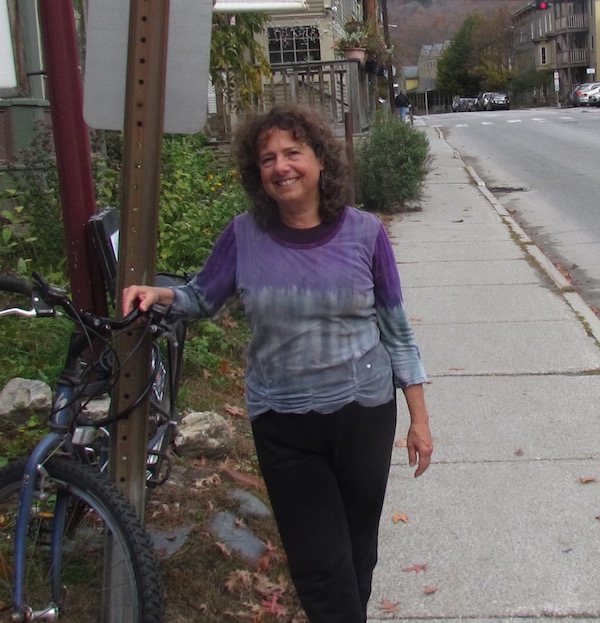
[354,112,430,213]
[158,135,248,274]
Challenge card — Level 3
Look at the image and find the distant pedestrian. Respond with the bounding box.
[394,91,411,122]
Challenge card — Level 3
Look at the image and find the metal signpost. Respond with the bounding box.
[84,0,212,517]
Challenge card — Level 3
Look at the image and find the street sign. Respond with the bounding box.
[84,0,212,134]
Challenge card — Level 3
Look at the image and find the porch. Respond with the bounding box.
[207,59,380,140]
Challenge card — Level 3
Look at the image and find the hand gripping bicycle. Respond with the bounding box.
[0,272,186,622]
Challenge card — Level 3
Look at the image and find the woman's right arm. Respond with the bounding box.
[122,285,175,315]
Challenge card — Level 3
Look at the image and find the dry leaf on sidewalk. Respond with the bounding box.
[378,599,401,614]
[393,510,409,524]
[403,563,428,574]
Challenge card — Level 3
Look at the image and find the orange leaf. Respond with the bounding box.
[224,403,245,418]
[580,476,597,484]
[402,563,428,574]
[393,510,409,524]
[424,586,438,595]
[378,599,401,614]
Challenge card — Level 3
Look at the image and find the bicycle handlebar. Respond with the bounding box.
[0,273,171,334]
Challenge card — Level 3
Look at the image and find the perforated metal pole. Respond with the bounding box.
[111,0,170,519]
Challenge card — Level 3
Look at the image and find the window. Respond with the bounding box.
[541,46,547,64]
[268,26,321,64]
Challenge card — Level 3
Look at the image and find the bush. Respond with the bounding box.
[354,112,430,213]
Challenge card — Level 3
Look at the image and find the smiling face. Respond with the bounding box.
[257,128,324,227]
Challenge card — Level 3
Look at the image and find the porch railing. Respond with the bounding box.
[209,59,373,140]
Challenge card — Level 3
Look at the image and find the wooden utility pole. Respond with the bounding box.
[111,0,170,519]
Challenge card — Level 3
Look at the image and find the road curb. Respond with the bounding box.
[462,155,600,346]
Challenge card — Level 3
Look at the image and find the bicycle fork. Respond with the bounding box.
[11,383,75,622]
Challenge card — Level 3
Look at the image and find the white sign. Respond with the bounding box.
[0,1,17,89]
[84,0,212,134]
[586,67,595,74]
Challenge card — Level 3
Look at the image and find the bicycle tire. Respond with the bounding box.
[0,458,164,622]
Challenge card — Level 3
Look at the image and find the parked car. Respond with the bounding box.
[489,92,510,110]
[589,90,600,107]
[572,82,594,106]
[577,82,600,106]
[567,85,582,107]
[476,92,494,111]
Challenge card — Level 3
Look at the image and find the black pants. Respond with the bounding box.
[251,399,397,623]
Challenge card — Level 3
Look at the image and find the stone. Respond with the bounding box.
[209,510,267,565]
[0,378,52,429]
[174,410,233,458]
[229,489,271,519]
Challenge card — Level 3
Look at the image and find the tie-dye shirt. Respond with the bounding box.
[170,206,426,420]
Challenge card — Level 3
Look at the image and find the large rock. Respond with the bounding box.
[174,410,233,458]
[0,378,52,429]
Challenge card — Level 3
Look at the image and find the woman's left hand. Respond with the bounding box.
[407,419,433,478]
[402,384,433,477]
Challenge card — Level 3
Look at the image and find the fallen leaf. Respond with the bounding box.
[515,448,524,457]
[378,598,401,614]
[224,403,245,418]
[393,510,409,524]
[262,594,288,617]
[219,465,266,490]
[215,542,232,558]
[449,367,465,371]
[402,563,428,574]
[580,476,597,484]
[424,586,437,595]
[395,438,408,448]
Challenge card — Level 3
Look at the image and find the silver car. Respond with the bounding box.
[574,82,600,106]
[587,85,600,107]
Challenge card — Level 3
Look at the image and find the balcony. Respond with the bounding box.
[557,48,589,68]
[555,14,588,33]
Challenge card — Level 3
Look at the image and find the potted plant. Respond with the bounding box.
[336,20,369,63]
[364,20,393,74]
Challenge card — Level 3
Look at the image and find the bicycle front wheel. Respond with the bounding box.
[0,458,164,622]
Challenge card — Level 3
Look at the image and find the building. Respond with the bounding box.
[512,0,600,105]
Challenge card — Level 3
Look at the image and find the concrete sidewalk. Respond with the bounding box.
[368,125,600,622]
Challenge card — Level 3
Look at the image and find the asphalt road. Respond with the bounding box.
[420,106,600,313]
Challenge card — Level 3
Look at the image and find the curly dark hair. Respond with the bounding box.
[233,104,352,229]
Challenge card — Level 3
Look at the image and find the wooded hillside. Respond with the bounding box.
[388,0,527,65]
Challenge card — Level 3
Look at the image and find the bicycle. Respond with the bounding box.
[0,271,186,622]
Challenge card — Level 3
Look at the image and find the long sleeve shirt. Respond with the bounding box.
[170,206,426,420]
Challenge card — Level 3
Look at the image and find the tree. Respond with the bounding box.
[469,8,514,91]
[436,13,484,96]
[210,13,272,111]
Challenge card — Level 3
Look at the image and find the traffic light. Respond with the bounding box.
[534,1,550,9]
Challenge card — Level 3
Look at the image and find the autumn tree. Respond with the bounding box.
[469,7,514,91]
[210,13,272,111]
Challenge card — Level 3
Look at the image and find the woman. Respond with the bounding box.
[122,104,433,623]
